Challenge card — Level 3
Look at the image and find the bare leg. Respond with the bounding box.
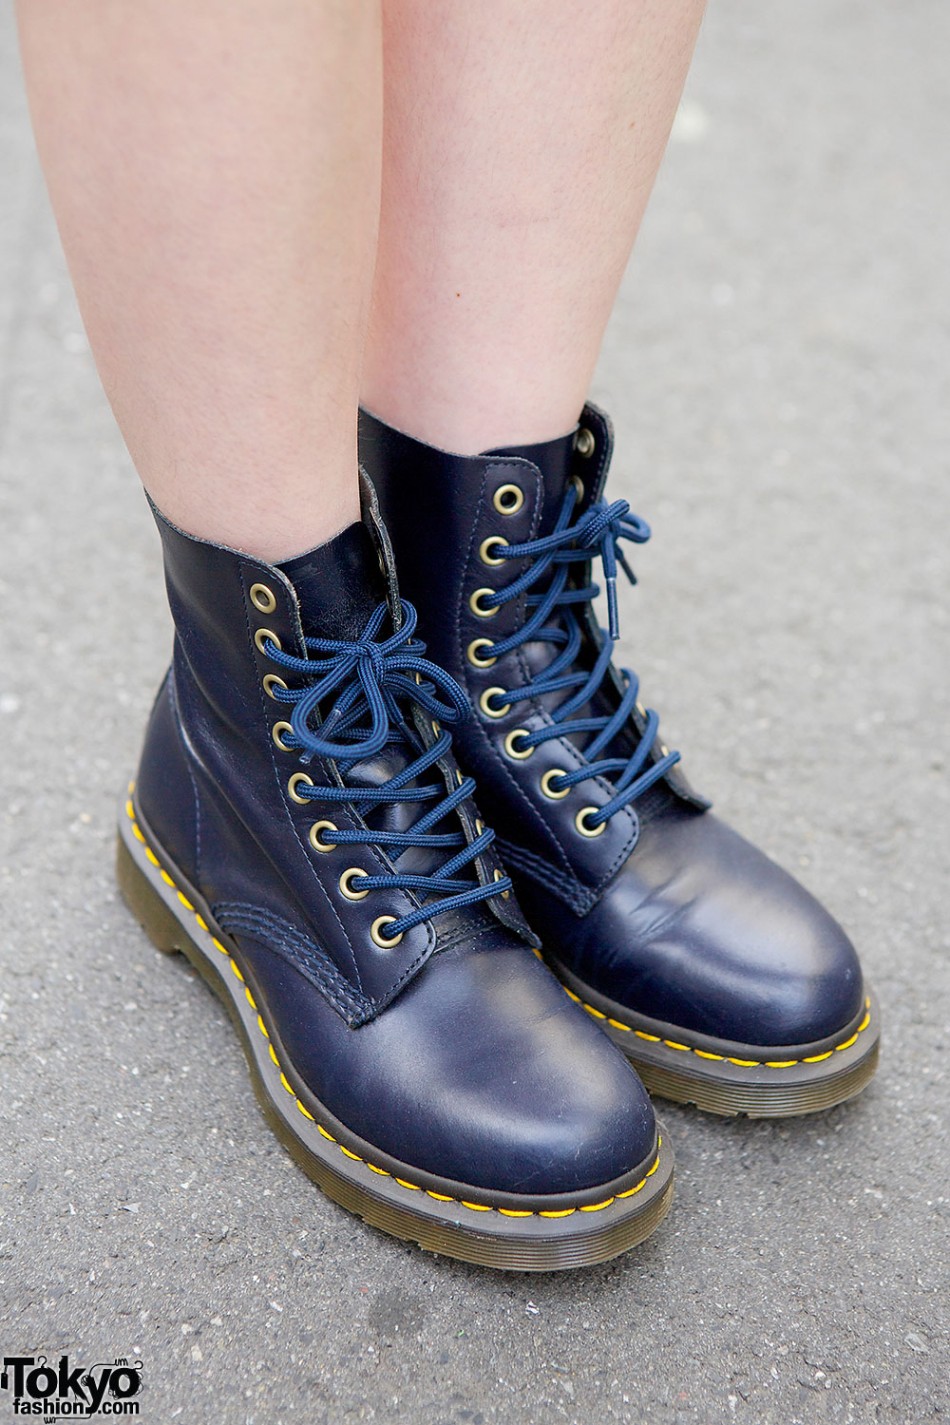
[16,0,381,560]
[363,0,705,453]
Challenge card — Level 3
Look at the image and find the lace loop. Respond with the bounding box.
[483,485,680,825]
[263,600,509,936]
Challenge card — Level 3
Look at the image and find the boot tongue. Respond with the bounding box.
[485,428,577,536]
[278,521,384,641]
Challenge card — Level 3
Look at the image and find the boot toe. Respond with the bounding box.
[555,808,866,1048]
[251,937,658,1196]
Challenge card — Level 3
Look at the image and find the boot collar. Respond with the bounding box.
[484,402,615,536]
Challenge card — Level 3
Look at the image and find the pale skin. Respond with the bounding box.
[16,0,706,561]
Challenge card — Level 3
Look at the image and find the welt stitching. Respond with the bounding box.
[125,796,662,1219]
[561,978,874,1069]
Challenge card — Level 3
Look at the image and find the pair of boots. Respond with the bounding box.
[118,405,879,1271]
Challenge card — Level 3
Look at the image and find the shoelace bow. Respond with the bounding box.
[482,485,681,829]
[263,600,510,936]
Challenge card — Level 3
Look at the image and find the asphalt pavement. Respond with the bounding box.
[1,3,948,1422]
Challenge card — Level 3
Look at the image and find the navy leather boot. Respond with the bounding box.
[117,478,672,1269]
[360,405,880,1117]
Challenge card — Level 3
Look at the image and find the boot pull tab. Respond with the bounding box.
[359,468,403,630]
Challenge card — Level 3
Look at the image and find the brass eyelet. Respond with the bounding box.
[540,768,570,801]
[479,536,509,567]
[250,582,277,614]
[309,820,337,852]
[262,674,288,700]
[570,473,585,500]
[254,627,281,656]
[480,687,511,719]
[474,817,485,835]
[504,728,534,760]
[339,867,370,901]
[469,588,499,619]
[575,806,606,837]
[371,916,404,949]
[493,484,524,516]
[575,427,596,458]
[455,768,465,787]
[493,868,511,900]
[271,721,295,752]
[287,772,314,804]
[467,638,497,669]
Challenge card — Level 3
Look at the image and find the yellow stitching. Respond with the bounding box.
[560,973,873,1070]
[127,799,664,1221]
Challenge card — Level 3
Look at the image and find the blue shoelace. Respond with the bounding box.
[480,484,681,829]
[261,601,510,936]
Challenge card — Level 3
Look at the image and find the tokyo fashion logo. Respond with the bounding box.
[0,1356,142,1418]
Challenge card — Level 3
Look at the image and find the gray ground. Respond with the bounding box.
[1,4,948,1423]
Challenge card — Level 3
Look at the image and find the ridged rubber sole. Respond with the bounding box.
[116,796,674,1270]
[548,961,881,1119]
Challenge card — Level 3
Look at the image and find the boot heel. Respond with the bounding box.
[116,834,183,956]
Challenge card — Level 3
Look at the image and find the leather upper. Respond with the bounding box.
[360,403,865,1047]
[135,493,657,1192]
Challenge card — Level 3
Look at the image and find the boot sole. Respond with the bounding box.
[547,961,880,1119]
[116,794,674,1271]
